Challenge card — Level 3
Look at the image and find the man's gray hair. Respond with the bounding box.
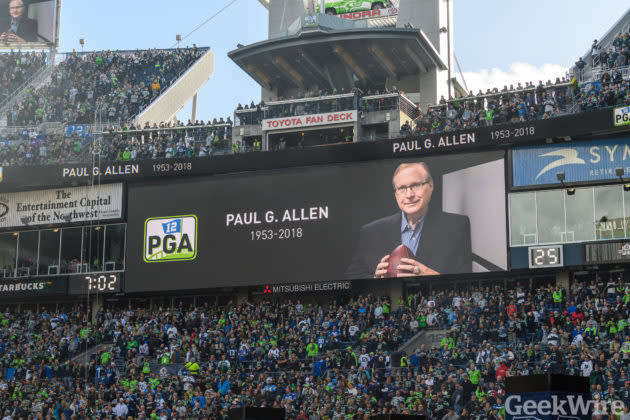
[392,162,433,188]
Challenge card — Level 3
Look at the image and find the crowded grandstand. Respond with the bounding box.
[1,279,630,418]
[0,1,629,420]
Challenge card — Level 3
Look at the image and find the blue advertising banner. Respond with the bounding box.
[512,138,630,187]
[66,125,89,137]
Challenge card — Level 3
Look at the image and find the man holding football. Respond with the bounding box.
[345,161,472,279]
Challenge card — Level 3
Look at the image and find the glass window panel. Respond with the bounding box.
[104,224,126,271]
[82,226,104,272]
[60,227,83,273]
[38,229,60,275]
[595,186,624,240]
[536,190,565,244]
[17,231,38,277]
[510,192,537,246]
[0,233,17,278]
[566,187,596,242]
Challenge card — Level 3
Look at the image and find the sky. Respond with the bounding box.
[56,0,627,122]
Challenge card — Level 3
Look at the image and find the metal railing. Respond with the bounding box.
[234,108,264,126]
[360,93,399,112]
[428,82,572,112]
[0,125,34,138]
[56,47,209,61]
[591,63,630,82]
[234,93,359,126]
[103,122,232,136]
[235,92,420,127]
[265,92,357,119]
[399,94,421,121]
[575,20,630,82]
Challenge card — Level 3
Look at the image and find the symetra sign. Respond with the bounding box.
[262,110,357,131]
[144,215,198,263]
[512,137,630,187]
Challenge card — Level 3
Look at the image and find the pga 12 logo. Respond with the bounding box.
[144,215,198,263]
[614,106,630,127]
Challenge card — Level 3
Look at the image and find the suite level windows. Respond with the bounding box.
[510,185,630,246]
[0,224,126,279]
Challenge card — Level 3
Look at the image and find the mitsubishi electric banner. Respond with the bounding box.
[512,137,630,187]
[0,183,123,229]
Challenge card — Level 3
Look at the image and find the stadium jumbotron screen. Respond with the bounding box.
[125,150,507,292]
[0,0,57,46]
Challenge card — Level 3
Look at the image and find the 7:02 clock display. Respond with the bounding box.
[528,246,563,268]
[68,273,122,295]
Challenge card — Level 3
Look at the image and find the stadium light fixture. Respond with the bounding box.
[79,38,85,52]
[616,167,625,179]
[176,34,182,49]
[556,172,575,195]
[616,168,630,191]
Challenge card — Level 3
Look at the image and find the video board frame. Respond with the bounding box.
[124,150,509,292]
[0,0,60,49]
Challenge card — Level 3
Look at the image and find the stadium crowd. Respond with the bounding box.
[0,27,629,166]
[94,119,235,161]
[590,30,630,69]
[0,130,88,165]
[5,47,205,127]
[0,51,47,103]
[410,79,575,136]
[2,275,630,419]
[405,75,630,136]
[1,74,628,167]
[0,117,236,165]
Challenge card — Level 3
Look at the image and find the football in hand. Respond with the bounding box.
[386,244,416,277]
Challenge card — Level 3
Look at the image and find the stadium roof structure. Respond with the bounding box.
[228,27,446,93]
[257,0,270,9]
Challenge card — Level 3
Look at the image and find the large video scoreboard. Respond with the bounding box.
[124,150,508,292]
[0,107,627,297]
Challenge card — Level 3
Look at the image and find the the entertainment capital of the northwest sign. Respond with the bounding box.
[0,184,123,229]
